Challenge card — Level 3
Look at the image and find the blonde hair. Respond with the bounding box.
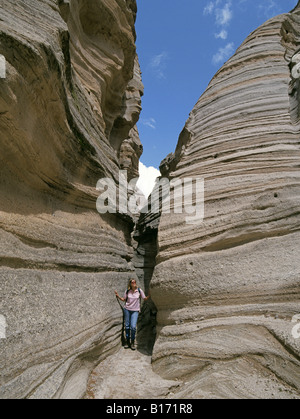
[127,278,138,290]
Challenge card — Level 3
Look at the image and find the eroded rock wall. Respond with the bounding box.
[150,5,300,398]
[0,0,142,399]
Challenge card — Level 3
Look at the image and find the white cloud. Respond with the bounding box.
[215,29,228,39]
[136,162,160,199]
[212,42,235,65]
[203,0,233,26]
[203,1,233,57]
[203,1,215,15]
[149,52,169,79]
[141,117,156,130]
[216,2,233,26]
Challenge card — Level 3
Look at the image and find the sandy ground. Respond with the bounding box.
[85,346,180,399]
[84,304,300,399]
[85,345,300,400]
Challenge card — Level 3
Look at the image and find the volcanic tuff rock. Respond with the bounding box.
[149,3,300,398]
[1,0,300,401]
[0,0,144,399]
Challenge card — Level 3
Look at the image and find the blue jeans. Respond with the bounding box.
[124,309,139,342]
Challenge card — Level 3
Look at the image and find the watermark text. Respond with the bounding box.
[0,55,6,79]
[0,315,7,339]
[96,171,204,225]
[291,314,300,339]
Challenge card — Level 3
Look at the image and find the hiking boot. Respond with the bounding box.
[124,339,131,349]
[131,340,136,351]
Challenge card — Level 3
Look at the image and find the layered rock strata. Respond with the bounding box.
[0,0,143,399]
[2,0,300,401]
[149,4,300,398]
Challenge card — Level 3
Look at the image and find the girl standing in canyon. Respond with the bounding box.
[115,279,151,350]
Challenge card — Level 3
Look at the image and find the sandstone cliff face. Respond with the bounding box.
[149,5,300,398]
[2,0,300,400]
[0,0,143,398]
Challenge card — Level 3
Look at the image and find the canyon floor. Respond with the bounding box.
[85,344,300,400]
[85,346,180,399]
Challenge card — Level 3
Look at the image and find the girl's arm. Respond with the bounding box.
[115,290,125,302]
[143,290,151,301]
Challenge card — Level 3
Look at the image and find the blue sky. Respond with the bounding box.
[135,0,297,171]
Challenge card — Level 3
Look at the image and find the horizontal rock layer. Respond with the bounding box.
[150,5,300,398]
[0,0,143,398]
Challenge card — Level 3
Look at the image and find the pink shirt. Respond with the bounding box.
[124,288,146,312]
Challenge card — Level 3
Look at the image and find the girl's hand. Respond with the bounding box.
[115,292,125,302]
[145,291,151,301]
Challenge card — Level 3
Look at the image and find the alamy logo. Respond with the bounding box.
[0,55,6,79]
[96,171,204,225]
[0,315,7,339]
[291,314,300,339]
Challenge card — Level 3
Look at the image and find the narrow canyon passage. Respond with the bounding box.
[1,0,300,399]
[85,346,179,399]
[84,215,165,399]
